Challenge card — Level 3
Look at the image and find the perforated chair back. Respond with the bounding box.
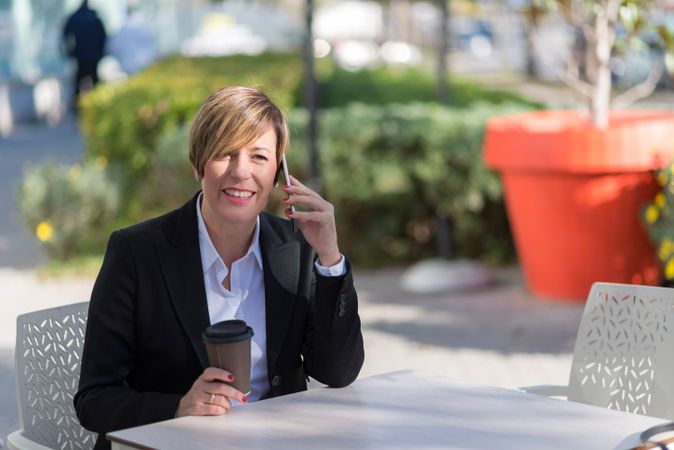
[568,283,674,419]
[14,302,96,449]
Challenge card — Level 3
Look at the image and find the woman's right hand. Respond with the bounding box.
[175,367,248,417]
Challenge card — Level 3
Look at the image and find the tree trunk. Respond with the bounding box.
[525,27,538,78]
[522,4,540,79]
[589,0,618,128]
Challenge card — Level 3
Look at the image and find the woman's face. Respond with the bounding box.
[199,126,278,229]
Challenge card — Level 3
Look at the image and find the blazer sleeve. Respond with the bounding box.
[74,231,182,434]
[302,258,365,387]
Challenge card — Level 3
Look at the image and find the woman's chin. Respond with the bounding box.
[215,208,261,227]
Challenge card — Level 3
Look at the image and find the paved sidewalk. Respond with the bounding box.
[0,266,580,444]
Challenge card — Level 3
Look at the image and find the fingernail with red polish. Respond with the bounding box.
[287,210,293,216]
[242,396,248,403]
[228,374,234,381]
[282,197,289,202]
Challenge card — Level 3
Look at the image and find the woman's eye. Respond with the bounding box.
[253,154,269,161]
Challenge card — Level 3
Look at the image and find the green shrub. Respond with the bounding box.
[315,66,542,109]
[290,102,538,266]
[17,160,121,260]
[150,102,537,266]
[644,169,674,281]
[140,124,199,216]
[80,54,540,214]
[75,54,542,265]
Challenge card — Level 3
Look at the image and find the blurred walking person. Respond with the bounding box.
[62,0,107,110]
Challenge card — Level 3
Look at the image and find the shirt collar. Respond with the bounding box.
[196,192,263,273]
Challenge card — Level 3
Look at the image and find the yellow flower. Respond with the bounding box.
[655,192,666,208]
[666,258,674,280]
[36,221,54,242]
[658,171,669,187]
[95,156,108,171]
[67,164,81,181]
[645,205,660,224]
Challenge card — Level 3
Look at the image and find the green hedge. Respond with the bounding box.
[79,53,540,213]
[37,54,542,265]
[290,103,537,265]
[314,66,541,109]
[148,102,536,266]
[17,160,121,260]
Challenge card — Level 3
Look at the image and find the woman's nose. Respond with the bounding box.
[229,155,251,180]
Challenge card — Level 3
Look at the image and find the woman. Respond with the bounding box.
[74,86,364,449]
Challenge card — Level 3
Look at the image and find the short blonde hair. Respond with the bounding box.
[189,86,289,177]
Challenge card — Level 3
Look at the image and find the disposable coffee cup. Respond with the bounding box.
[202,320,254,395]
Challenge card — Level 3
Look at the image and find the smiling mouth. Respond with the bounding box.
[223,188,255,199]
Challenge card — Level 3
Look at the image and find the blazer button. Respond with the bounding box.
[271,375,281,387]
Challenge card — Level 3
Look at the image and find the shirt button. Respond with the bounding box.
[271,375,281,387]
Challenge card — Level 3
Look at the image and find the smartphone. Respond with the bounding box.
[282,155,296,215]
[282,155,297,231]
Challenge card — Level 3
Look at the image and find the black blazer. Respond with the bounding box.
[74,193,364,449]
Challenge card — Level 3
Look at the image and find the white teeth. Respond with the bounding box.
[224,189,253,198]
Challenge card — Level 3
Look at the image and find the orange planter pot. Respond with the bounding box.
[484,110,674,302]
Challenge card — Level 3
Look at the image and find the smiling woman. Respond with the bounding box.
[73,85,364,450]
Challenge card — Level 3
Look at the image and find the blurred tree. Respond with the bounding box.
[524,0,674,128]
[521,0,547,78]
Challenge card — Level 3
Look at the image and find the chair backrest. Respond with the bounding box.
[568,282,674,420]
[15,301,97,449]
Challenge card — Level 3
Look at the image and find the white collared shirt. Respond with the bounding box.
[196,194,345,402]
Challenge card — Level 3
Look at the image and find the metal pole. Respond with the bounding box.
[436,0,450,104]
[436,0,452,259]
[304,0,321,194]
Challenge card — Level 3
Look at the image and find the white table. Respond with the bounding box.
[108,370,667,450]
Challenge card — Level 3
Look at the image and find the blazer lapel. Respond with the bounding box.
[260,215,300,373]
[156,193,210,368]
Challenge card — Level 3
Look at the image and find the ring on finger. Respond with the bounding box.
[207,393,217,405]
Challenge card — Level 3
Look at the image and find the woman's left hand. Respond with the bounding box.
[283,175,341,266]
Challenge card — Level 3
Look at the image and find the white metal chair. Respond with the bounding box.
[6,302,96,450]
[522,282,674,420]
